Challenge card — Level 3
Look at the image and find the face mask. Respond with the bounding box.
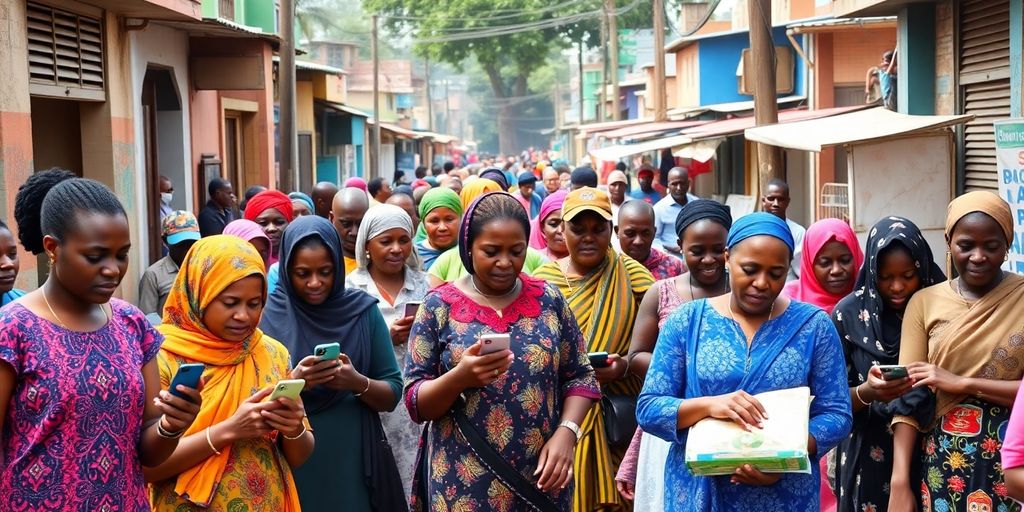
[161,192,173,205]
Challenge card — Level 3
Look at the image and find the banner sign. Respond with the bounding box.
[994,119,1024,274]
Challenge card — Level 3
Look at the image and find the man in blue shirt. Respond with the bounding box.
[629,165,662,204]
[652,166,699,257]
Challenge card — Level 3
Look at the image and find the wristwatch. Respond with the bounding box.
[558,420,582,443]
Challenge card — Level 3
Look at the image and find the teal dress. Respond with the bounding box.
[291,311,404,511]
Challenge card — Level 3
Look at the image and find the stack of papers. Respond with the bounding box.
[685,387,812,476]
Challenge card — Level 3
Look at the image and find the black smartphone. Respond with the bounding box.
[588,352,610,368]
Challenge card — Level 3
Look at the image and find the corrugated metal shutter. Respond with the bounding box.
[26,2,105,101]
[959,0,1010,191]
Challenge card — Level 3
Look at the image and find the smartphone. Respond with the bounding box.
[168,363,205,401]
[313,342,340,361]
[268,379,306,401]
[878,365,909,381]
[404,301,422,318]
[588,352,610,368]
[478,333,511,355]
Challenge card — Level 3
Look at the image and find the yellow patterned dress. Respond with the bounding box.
[533,250,653,512]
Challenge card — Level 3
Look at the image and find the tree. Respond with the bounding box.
[364,0,619,154]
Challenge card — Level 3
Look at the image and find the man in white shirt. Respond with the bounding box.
[762,178,806,281]
[652,167,699,258]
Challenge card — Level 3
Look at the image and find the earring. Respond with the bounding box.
[365,251,371,261]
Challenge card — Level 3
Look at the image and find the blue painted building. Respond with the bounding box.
[666,26,807,109]
[315,101,367,181]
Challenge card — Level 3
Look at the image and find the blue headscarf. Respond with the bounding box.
[288,191,314,213]
[726,212,795,253]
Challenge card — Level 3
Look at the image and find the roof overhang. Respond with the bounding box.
[273,56,346,75]
[744,107,974,152]
[787,16,897,34]
[159,17,282,45]
[669,95,807,119]
[316,100,369,117]
[832,0,937,17]
[83,0,201,21]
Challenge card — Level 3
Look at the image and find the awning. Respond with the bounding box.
[598,120,708,140]
[787,16,896,34]
[744,107,974,152]
[368,119,423,139]
[274,56,346,75]
[415,131,459,144]
[668,95,807,119]
[316,100,369,117]
[575,118,652,136]
[587,105,867,162]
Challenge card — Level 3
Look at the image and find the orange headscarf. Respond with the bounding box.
[459,177,501,211]
[157,235,300,510]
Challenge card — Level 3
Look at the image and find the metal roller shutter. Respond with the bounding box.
[25,2,105,101]
[959,0,1010,191]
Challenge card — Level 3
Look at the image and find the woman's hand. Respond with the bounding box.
[453,341,514,389]
[907,362,966,394]
[534,428,576,492]
[389,316,414,346]
[154,382,203,434]
[322,353,368,391]
[730,464,781,486]
[261,396,307,439]
[888,480,917,512]
[862,366,913,402]
[615,480,635,501]
[221,387,276,441]
[594,353,627,384]
[706,390,767,431]
[291,355,341,388]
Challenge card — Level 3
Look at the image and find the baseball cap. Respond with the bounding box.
[637,167,655,179]
[562,187,613,222]
[570,166,599,188]
[517,171,538,186]
[162,211,201,246]
[608,170,628,185]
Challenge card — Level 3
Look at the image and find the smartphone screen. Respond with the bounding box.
[404,302,422,318]
[479,334,511,355]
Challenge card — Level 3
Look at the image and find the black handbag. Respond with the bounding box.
[601,393,637,448]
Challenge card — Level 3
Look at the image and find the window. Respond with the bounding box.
[26,2,105,101]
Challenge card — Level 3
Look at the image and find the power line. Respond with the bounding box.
[382,0,596,22]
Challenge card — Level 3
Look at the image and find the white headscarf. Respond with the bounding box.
[354,204,421,270]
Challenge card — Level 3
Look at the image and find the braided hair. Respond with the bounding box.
[14,169,127,254]
[466,193,530,248]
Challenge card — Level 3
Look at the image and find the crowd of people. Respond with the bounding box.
[0,157,1022,512]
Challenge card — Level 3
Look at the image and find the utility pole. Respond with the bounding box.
[425,58,433,132]
[279,0,297,190]
[599,6,608,121]
[371,14,381,179]
[607,0,620,121]
[577,40,584,123]
[652,0,667,121]
[748,0,784,191]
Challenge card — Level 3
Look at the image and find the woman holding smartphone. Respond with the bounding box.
[889,193,1024,512]
[261,215,405,512]
[405,192,600,511]
[0,170,201,510]
[145,235,312,510]
[344,204,429,496]
[831,217,944,512]
[532,187,654,512]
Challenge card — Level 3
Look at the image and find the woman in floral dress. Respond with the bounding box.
[831,217,944,512]
[889,192,1024,512]
[405,192,600,511]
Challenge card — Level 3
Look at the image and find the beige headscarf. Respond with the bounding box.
[945,190,1014,243]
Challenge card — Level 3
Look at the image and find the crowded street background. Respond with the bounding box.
[3,0,1024,512]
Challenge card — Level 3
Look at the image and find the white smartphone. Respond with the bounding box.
[478,333,511,355]
[268,379,306,401]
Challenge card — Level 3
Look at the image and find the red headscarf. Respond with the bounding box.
[243,190,294,222]
[783,218,864,314]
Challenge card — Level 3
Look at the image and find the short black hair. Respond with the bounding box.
[431,164,442,176]
[415,166,428,179]
[468,193,530,251]
[765,178,790,195]
[367,177,386,197]
[14,168,127,254]
[570,167,598,188]
[208,177,231,197]
[443,161,455,172]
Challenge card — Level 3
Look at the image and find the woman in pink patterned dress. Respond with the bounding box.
[0,170,201,511]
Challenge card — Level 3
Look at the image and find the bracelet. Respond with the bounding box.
[558,420,582,444]
[156,415,185,439]
[205,427,222,455]
[283,425,308,441]
[854,384,870,407]
[353,376,371,397]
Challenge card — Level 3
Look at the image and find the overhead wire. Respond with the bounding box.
[382,0,597,22]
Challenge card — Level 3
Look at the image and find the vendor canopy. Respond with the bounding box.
[744,107,974,152]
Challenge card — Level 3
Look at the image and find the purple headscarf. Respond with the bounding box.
[345,177,368,192]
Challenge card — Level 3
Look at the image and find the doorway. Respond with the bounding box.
[141,67,185,265]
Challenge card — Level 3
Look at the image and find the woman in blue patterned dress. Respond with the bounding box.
[405,192,600,511]
[636,212,853,511]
